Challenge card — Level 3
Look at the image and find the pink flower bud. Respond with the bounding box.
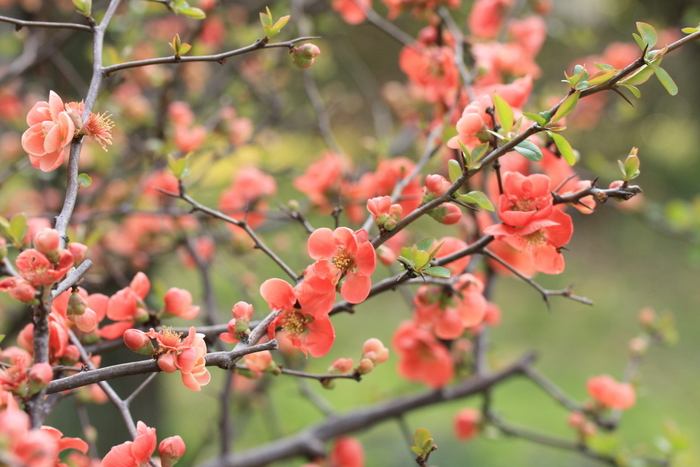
[0,277,37,303]
[291,43,321,68]
[159,435,186,467]
[587,375,636,410]
[68,242,88,264]
[244,350,273,374]
[454,408,481,440]
[29,362,53,387]
[357,358,374,374]
[638,307,656,327]
[425,174,451,196]
[61,345,81,365]
[232,301,254,322]
[33,228,61,258]
[124,329,155,356]
[163,288,200,320]
[362,338,389,363]
[68,291,88,316]
[567,411,585,428]
[628,337,648,356]
[328,357,354,374]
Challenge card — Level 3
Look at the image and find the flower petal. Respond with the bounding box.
[307,228,336,260]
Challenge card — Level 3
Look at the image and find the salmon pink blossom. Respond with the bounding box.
[308,227,376,303]
[15,248,74,287]
[332,0,369,24]
[330,437,364,467]
[587,375,636,410]
[146,326,211,391]
[392,321,454,388]
[21,91,75,172]
[454,408,481,440]
[102,421,156,467]
[163,288,200,320]
[261,278,335,357]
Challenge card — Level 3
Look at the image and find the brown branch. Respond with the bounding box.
[199,352,537,467]
[102,37,320,76]
[0,14,93,32]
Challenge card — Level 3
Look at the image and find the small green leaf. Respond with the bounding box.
[77,173,92,188]
[623,65,655,86]
[551,90,580,123]
[413,428,432,448]
[416,237,435,252]
[0,216,10,234]
[178,6,206,19]
[447,159,462,184]
[492,93,513,134]
[178,43,192,55]
[587,69,618,86]
[485,129,505,140]
[409,446,423,455]
[594,62,614,70]
[632,32,646,50]
[10,213,28,245]
[168,154,191,180]
[523,112,547,126]
[422,266,451,278]
[426,240,444,262]
[574,80,589,90]
[652,65,678,95]
[618,83,641,98]
[682,27,699,34]
[636,22,658,48]
[549,132,576,166]
[272,15,290,32]
[457,191,495,211]
[471,143,489,164]
[260,7,273,26]
[413,250,431,269]
[514,140,543,162]
[457,140,472,168]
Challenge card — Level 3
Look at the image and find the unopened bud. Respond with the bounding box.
[124,329,155,356]
[328,357,354,374]
[159,436,186,467]
[291,43,321,69]
[28,362,53,393]
[34,228,61,262]
[358,358,374,374]
[67,292,88,316]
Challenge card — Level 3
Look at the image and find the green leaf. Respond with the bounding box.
[271,15,290,33]
[447,159,462,183]
[682,27,699,34]
[492,93,513,134]
[77,173,92,188]
[0,334,4,344]
[514,140,543,162]
[485,129,505,140]
[574,80,589,90]
[587,69,618,86]
[178,6,205,19]
[168,154,191,180]
[457,140,472,168]
[622,65,655,86]
[594,62,614,70]
[549,132,576,165]
[457,191,495,211]
[413,428,432,449]
[652,65,678,95]
[260,7,273,27]
[551,90,580,123]
[618,83,641,98]
[416,237,435,252]
[636,22,658,48]
[632,32,646,50]
[523,112,547,126]
[413,250,430,269]
[10,213,28,245]
[422,266,451,278]
[409,446,423,456]
[426,240,444,262]
[471,143,489,164]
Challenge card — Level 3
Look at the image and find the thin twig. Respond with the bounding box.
[0,14,93,32]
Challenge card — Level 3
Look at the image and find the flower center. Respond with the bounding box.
[332,248,354,274]
[282,311,309,337]
[522,229,546,247]
[159,327,183,349]
[511,197,536,212]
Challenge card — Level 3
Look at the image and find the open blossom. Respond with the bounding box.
[101,272,151,339]
[399,44,459,104]
[15,248,74,287]
[454,408,481,440]
[21,91,75,172]
[332,0,369,24]
[468,0,512,39]
[261,278,335,358]
[496,172,554,227]
[219,167,277,230]
[146,326,211,391]
[294,152,347,209]
[102,421,156,467]
[587,375,636,410]
[330,437,365,467]
[393,321,454,388]
[308,227,376,304]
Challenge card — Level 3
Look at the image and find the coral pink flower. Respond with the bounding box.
[332,0,369,24]
[362,338,389,364]
[102,421,157,467]
[244,350,273,376]
[0,277,37,303]
[447,95,493,151]
[468,0,512,39]
[101,272,151,339]
[219,167,277,230]
[308,227,376,304]
[392,321,454,388]
[219,301,254,344]
[484,208,573,274]
[293,152,347,209]
[15,248,74,287]
[21,91,75,172]
[587,375,636,410]
[496,171,554,228]
[261,278,335,357]
[330,437,364,467]
[399,45,459,104]
[454,408,481,440]
[146,326,211,391]
[163,288,200,320]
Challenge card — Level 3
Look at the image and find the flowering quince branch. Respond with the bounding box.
[51,260,93,298]
[46,341,278,393]
[202,352,537,467]
[101,36,321,76]
[483,248,594,308]
[0,14,94,32]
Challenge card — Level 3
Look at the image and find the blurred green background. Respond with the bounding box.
[2,0,700,465]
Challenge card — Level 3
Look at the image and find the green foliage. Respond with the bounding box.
[170,0,206,19]
[71,0,91,17]
[398,238,450,279]
[455,191,494,211]
[169,34,192,57]
[618,149,640,181]
[0,212,28,249]
[410,428,437,458]
[77,173,93,188]
[260,7,290,38]
[514,140,543,162]
[551,90,581,123]
[548,132,576,165]
[168,154,191,180]
[493,93,514,135]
